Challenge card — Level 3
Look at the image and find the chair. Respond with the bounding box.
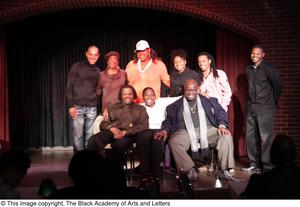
[93,115,104,135]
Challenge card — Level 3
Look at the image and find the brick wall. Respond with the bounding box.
[0,0,299,162]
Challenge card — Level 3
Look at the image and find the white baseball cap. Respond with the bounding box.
[135,40,150,52]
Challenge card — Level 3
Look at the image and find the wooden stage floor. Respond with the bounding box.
[16,148,252,199]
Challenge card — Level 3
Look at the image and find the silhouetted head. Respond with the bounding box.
[68,150,103,186]
[68,150,126,198]
[0,150,31,188]
[270,134,297,167]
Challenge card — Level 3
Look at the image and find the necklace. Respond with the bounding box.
[188,102,197,113]
[137,59,152,79]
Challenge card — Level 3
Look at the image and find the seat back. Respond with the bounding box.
[93,115,104,134]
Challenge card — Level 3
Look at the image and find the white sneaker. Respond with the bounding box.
[222,170,234,180]
[241,166,261,172]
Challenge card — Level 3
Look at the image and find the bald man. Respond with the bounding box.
[154,79,235,180]
[66,45,101,152]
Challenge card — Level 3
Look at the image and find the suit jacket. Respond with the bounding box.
[161,95,228,135]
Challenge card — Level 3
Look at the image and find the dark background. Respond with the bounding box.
[6,7,216,148]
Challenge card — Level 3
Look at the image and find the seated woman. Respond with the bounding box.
[87,85,149,169]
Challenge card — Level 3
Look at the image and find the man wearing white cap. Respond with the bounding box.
[126,40,170,102]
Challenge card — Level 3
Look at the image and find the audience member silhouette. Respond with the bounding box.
[240,134,300,199]
[49,150,127,199]
[0,150,31,198]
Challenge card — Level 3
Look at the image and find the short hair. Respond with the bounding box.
[270,134,297,167]
[252,45,265,53]
[86,45,99,53]
[105,51,120,62]
[0,150,31,174]
[118,85,138,101]
[184,79,200,88]
[142,87,155,96]
[170,49,187,62]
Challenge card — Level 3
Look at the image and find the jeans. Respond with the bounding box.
[72,105,97,151]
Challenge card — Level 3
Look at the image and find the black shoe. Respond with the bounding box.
[132,165,141,174]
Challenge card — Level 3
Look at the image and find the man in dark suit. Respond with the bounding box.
[154,79,235,180]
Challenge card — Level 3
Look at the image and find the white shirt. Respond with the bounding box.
[141,96,181,129]
[199,69,232,111]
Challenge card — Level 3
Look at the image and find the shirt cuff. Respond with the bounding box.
[218,124,226,129]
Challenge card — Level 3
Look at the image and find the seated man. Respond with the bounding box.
[154,79,235,180]
[87,85,149,168]
[139,87,181,176]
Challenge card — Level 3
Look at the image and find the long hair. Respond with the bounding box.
[133,48,162,64]
[197,52,218,82]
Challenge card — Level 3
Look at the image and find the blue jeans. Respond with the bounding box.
[72,105,97,151]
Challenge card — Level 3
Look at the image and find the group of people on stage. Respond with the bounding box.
[66,39,283,181]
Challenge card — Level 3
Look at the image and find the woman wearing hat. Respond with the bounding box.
[125,40,170,103]
[97,51,127,120]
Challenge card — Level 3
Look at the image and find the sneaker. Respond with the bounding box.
[241,166,261,172]
[228,168,235,174]
[187,168,198,180]
[222,170,234,180]
[198,165,209,172]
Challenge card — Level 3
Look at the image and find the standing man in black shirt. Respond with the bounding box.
[66,45,100,152]
[242,45,282,172]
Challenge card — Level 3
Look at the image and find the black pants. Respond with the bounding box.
[246,112,275,171]
[87,129,135,167]
[136,129,165,176]
[87,129,161,173]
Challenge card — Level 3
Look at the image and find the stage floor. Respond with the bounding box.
[16,148,252,199]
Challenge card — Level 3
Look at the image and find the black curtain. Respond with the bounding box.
[6,7,216,149]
